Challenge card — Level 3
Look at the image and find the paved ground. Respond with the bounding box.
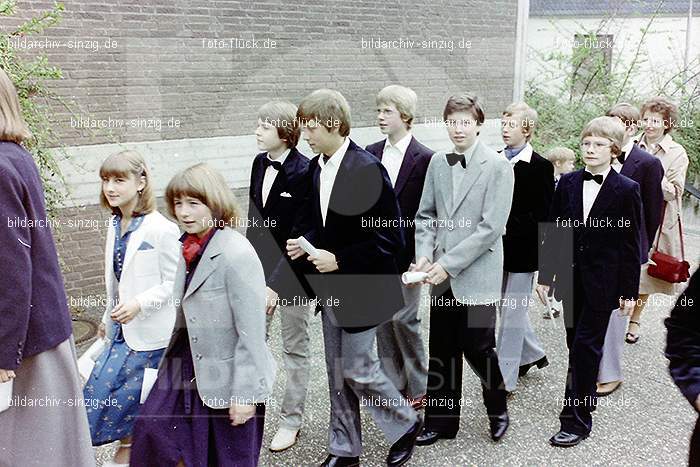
[84,229,700,467]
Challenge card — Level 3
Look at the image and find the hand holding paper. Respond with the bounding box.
[309,249,338,273]
[298,236,320,258]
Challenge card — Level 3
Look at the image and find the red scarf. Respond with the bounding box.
[182,229,215,266]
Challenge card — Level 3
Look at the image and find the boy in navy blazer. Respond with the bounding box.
[246,101,313,452]
[365,85,433,407]
[536,116,643,447]
[596,103,664,397]
[286,89,422,467]
[496,102,553,393]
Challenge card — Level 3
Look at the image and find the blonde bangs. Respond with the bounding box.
[165,163,240,227]
[98,150,156,215]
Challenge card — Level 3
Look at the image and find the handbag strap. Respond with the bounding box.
[652,200,686,261]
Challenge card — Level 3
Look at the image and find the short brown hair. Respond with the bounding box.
[297,89,351,137]
[376,85,417,129]
[544,146,576,163]
[502,102,538,140]
[443,94,485,124]
[641,96,679,134]
[606,103,641,129]
[99,150,156,216]
[0,67,31,143]
[580,116,625,156]
[165,163,241,228]
[257,100,300,148]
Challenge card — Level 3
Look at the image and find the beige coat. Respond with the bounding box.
[637,133,690,295]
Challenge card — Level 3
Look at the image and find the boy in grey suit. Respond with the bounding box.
[413,94,514,445]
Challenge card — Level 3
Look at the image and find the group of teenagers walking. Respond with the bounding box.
[0,62,694,467]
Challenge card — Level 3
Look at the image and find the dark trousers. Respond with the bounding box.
[424,286,507,435]
[559,274,613,436]
[690,417,700,467]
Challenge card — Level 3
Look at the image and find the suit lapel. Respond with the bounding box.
[588,169,620,222]
[263,149,297,213]
[393,137,418,195]
[438,157,454,216]
[450,142,485,217]
[183,231,224,300]
[120,214,150,273]
[569,170,585,223]
[251,157,265,212]
[620,147,640,180]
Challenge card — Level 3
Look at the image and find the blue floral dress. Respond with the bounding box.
[83,214,165,446]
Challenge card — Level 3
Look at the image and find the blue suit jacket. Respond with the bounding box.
[295,139,405,331]
[365,135,434,272]
[620,144,664,263]
[539,168,643,311]
[246,147,313,300]
[0,142,72,369]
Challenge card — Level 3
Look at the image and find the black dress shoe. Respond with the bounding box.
[386,418,424,466]
[549,430,588,447]
[415,427,456,446]
[319,454,360,467]
[518,356,549,377]
[489,412,509,441]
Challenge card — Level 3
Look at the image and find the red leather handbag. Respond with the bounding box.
[647,202,690,283]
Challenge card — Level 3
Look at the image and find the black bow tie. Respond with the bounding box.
[322,154,330,164]
[583,171,604,185]
[617,151,626,164]
[262,158,282,171]
[446,152,466,168]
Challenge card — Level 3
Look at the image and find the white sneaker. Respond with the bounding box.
[269,426,300,452]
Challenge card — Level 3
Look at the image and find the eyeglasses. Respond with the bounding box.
[580,141,612,150]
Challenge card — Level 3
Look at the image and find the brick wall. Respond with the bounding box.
[9,0,518,305]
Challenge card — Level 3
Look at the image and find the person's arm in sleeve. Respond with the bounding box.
[414,156,439,262]
[0,169,32,370]
[437,159,514,277]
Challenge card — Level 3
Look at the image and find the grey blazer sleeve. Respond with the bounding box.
[438,158,514,277]
[224,244,274,403]
[414,155,439,262]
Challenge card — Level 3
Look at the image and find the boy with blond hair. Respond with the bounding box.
[536,116,642,446]
[366,85,433,408]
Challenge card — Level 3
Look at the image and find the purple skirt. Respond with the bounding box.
[130,332,265,467]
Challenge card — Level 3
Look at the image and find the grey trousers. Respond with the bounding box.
[597,309,628,384]
[496,271,547,392]
[376,284,428,399]
[321,308,417,457]
[266,304,312,430]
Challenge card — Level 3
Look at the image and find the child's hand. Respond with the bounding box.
[411,257,431,273]
[110,299,142,324]
[535,284,550,305]
[426,262,448,285]
[309,249,338,273]
[266,287,279,316]
[0,369,16,383]
[229,403,255,426]
[286,238,305,260]
[618,299,636,316]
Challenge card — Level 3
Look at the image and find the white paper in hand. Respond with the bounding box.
[298,236,320,258]
[77,338,106,383]
[0,380,12,413]
[140,367,158,404]
[402,271,429,285]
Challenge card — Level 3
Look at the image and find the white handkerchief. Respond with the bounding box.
[140,368,159,404]
[77,339,106,383]
[0,380,12,413]
[280,192,292,198]
[298,236,320,257]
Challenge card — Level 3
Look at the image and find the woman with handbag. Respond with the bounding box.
[626,97,690,343]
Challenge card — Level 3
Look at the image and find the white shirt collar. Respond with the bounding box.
[267,148,291,165]
[621,140,634,156]
[385,132,412,156]
[505,142,533,164]
[319,138,350,169]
